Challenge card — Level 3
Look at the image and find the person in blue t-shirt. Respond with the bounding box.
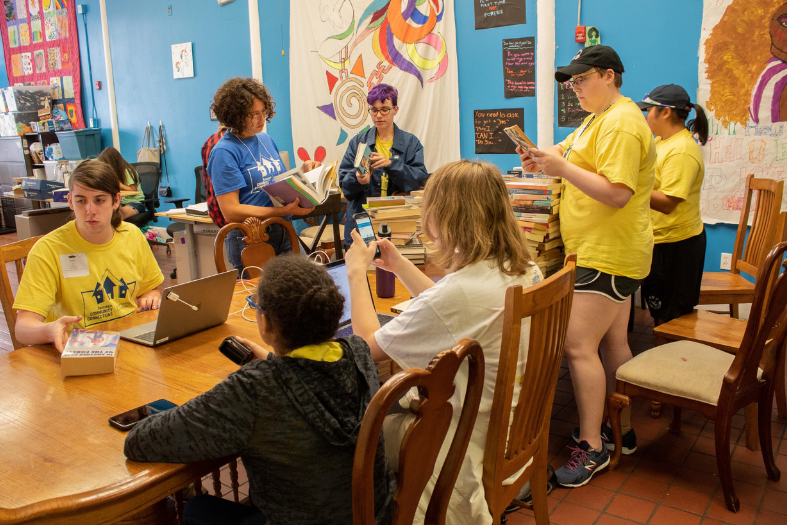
[208,78,319,276]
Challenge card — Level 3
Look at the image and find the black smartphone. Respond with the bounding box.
[353,212,382,259]
[108,399,178,431]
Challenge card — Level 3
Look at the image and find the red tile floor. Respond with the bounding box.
[2,231,786,523]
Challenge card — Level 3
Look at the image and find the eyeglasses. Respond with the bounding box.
[368,106,394,115]
[246,295,264,312]
[564,70,599,89]
[246,111,266,123]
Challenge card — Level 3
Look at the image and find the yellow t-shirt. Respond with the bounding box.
[558,97,656,280]
[650,129,704,244]
[375,136,393,159]
[13,221,164,328]
[287,341,343,362]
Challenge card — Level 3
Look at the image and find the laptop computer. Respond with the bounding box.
[120,270,237,347]
[324,260,396,338]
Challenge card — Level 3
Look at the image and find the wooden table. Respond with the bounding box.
[0,277,417,524]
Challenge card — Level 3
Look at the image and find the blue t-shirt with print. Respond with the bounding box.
[208,132,286,208]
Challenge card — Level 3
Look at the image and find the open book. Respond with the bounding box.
[263,161,338,209]
[504,125,538,153]
[354,143,373,174]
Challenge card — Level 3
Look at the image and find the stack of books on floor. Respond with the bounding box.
[507,173,564,276]
[365,192,426,264]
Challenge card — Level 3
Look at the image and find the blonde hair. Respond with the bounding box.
[421,159,533,275]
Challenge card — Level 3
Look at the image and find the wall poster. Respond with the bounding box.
[698,0,787,223]
[0,0,85,128]
[474,0,526,30]
[502,37,534,98]
[171,42,194,79]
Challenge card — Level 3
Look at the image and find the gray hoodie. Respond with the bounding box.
[125,335,395,525]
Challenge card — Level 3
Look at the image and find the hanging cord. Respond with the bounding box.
[81,11,99,122]
[577,0,582,26]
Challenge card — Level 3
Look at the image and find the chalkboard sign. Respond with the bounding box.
[557,82,590,128]
[475,0,526,30]
[474,109,524,154]
[503,37,535,98]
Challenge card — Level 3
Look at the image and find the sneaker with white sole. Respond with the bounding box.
[555,440,610,488]
[571,423,637,455]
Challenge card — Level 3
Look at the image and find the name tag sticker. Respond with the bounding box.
[59,253,89,278]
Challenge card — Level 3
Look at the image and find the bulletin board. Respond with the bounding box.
[0,0,84,129]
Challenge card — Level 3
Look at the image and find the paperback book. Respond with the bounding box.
[263,161,338,209]
[354,143,373,174]
[61,329,120,377]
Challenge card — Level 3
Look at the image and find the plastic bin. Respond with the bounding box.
[55,129,102,160]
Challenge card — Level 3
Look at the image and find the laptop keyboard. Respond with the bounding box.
[336,313,395,339]
[135,331,156,344]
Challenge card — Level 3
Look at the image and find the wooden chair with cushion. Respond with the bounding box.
[608,242,787,513]
[352,339,485,525]
[0,235,44,350]
[698,174,783,318]
[483,253,577,525]
[214,217,301,279]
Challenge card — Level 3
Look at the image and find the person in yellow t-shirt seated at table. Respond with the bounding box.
[637,84,708,325]
[13,160,164,353]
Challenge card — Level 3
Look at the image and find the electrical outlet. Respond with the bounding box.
[720,253,732,271]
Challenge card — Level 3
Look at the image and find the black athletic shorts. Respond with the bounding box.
[642,229,706,322]
[574,266,641,303]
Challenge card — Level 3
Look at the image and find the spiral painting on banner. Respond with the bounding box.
[698,0,787,224]
[290,0,460,172]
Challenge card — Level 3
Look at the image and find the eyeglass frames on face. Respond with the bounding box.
[564,70,599,89]
[246,295,264,312]
[368,106,394,115]
[247,111,266,123]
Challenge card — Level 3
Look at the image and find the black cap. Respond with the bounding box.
[636,84,692,111]
[555,45,625,83]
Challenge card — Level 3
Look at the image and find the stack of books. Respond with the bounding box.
[365,192,426,264]
[507,174,565,276]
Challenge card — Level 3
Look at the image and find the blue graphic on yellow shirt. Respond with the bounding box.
[80,270,137,327]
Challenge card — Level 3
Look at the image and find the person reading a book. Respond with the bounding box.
[96,146,145,220]
[345,159,543,525]
[339,83,428,246]
[518,45,655,488]
[124,255,395,525]
[13,160,164,353]
[637,85,708,324]
[208,78,320,276]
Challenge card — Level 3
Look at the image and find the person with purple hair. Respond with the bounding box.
[339,83,429,244]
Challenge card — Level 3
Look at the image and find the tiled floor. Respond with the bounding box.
[3,229,786,523]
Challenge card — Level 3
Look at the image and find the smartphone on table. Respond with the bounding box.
[353,212,382,259]
[108,399,178,431]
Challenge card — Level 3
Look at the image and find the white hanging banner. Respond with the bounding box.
[698,0,787,224]
[289,0,460,173]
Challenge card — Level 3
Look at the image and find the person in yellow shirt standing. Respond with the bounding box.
[637,84,708,325]
[519,45,656,487]
[13,160,164,353]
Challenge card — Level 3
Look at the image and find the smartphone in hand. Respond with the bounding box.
[353,212,382,259]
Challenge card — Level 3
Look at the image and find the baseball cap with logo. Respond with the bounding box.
[555,45,625,83]
[636,84,693,111]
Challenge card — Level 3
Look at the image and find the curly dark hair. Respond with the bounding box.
[256,255,344,351]
[210,78,276,134]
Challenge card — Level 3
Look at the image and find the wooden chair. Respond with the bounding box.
[214,217,301,279]
[352,339,485,525]
[698,174,783,318]
[483,253,577,525]
[609,242,787,512]
[0,235,44,350]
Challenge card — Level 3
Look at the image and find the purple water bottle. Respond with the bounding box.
[375,223,395,298]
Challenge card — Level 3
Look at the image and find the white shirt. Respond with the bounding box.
[376,260,543,525]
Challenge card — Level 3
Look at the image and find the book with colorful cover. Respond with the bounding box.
[354,143,374,175]
[366,196,406,208]
[508,188,560,195]
[61,329,120,377]
[507,182,562,191]
[263,161,338,209]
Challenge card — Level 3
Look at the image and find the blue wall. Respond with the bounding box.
[0,0,740,270]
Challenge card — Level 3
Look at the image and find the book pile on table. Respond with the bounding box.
[507,171,564,276]
[365,191,426,264]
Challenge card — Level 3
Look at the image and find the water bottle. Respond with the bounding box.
[375,223,395,298]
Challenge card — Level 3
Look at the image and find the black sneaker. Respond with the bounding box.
[571,424,637,455]
[555,440,610,488]
[504,464,557,513]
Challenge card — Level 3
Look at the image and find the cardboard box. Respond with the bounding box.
[52,188,69,202]
[60,329,120,377]
[2,85,53,113]
[21,178,64,200]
